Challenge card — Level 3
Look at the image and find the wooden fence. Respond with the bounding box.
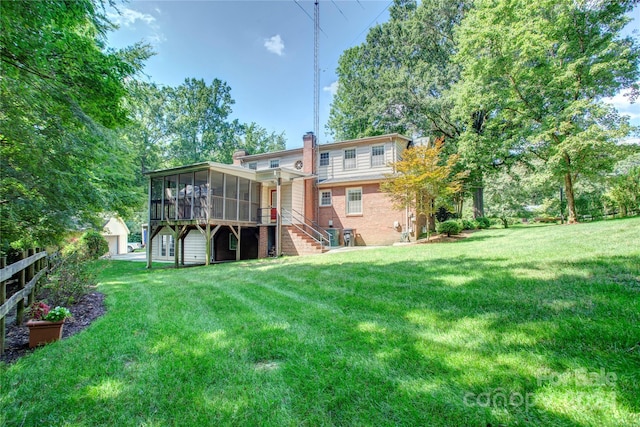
[0,249,49,355]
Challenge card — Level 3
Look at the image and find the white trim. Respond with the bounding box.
[320,189,332,207]
[346,187,362,215]
[319,152,329,166]
[371,144,385,167]
[344,148,356,170]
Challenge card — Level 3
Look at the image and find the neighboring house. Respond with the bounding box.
[102,216,130,255]
[144,132,416,268]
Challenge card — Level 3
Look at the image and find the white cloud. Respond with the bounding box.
[323,81,339,96]
[603,87,640,120]
[620,136,640,145]
[264,35,285,56]
[107,7,165,46]
[108,8,156,27]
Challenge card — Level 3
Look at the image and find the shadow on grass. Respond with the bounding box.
[2,253,639,426]
[238,254,640,425]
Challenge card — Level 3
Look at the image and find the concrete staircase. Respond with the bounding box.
[281,225,329,256]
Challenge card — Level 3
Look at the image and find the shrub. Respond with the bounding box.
[437,220,462,237]
[461,219,477,230]
[475,217,491,229]
[63,230,108,260]
[43,251,98,306]
[79,230,109,260]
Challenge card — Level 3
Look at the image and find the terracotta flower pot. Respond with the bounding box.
[26,320,65,348]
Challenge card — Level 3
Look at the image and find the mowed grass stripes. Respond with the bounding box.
[1,217,639,426]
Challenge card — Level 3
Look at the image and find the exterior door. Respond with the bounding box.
[270,189,277,222]
[159,234,175,260]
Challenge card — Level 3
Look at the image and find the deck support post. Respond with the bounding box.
[276,175,282,256]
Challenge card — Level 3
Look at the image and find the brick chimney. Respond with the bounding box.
[302,132,316,174]
[232,149,248,166]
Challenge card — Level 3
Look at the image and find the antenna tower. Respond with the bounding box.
[314,1,319,142]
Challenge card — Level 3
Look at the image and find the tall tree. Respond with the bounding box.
[165,78,238,166]
[236,123,287,155]
[0,0,151,248]
[454,0,640,223]
[121,81,172,180]
[327,0,498,216]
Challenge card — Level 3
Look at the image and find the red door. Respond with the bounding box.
[270,189,277,222]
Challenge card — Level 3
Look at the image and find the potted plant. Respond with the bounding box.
[26,301,72,348]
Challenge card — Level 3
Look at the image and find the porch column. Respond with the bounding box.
[276,175,282,256]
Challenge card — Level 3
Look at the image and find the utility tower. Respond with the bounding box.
[314,0,319,142]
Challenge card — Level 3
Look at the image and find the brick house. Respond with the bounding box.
[145,132,416,267]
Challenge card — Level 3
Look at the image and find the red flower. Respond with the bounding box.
[30,301,51,320]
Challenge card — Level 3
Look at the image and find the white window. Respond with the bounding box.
[270,159,280,169]
[371,145,385,166]
[320,152,329,166]
[248,162,257,170]
[320,190,332,206]
[344,149,356,169]
[346,188,362,215]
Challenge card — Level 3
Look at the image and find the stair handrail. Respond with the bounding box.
[281,208,331,248]
[289,208,332,247]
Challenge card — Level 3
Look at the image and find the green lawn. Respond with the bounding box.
[2,218,639,426]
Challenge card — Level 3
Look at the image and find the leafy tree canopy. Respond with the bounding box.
[453,0,640,222]
[0,0,152,249]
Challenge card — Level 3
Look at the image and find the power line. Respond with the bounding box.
[331,0,348,21]
[293,0,328,37]
[293,0,314,23]
[349,1,393,47]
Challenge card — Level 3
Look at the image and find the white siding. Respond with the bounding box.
[291,179,305,215]
[151,228,205,264]
[253,153,303,171]
[318,142,397,181]
[183,230,206,264]
[281,184,293,224]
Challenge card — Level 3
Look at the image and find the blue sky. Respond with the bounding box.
[107,1,639,149]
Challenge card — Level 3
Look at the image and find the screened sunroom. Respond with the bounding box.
[149,163,260,223]
[145,162,262,268]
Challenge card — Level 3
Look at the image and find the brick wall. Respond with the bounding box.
[258,226,269,258]
[318,183,404,246]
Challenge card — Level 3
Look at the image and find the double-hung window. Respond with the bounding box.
[320,190,332,207]
[270,159,280,169]
[346,188,362,215]
[344,148,356,170]
[371,145,385,167]
[320,152,329,166]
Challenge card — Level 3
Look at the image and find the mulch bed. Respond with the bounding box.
[1,292,106,365]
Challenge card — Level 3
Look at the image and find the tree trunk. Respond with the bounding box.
[472,186,484,218]
[564,172,577,223]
